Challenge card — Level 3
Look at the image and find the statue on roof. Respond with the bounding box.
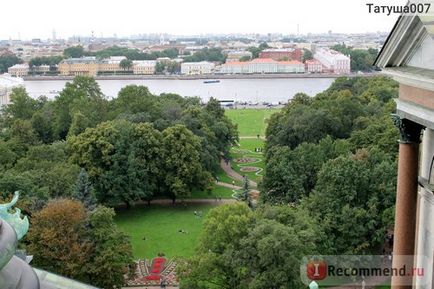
[0,191,29,240]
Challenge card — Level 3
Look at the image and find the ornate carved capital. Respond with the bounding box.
[391,114,423,144]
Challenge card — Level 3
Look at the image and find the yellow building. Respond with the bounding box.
[58,57,99,76]
[132,61,156,75]
[8,64,29,77]
[99,56,127,73]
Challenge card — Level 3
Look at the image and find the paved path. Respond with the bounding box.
[116,198,236,208]
[215,181,241,190]
[220,159,258,188]
[239,136,265,140]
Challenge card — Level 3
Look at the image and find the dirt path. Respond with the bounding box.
[220,159,258,188]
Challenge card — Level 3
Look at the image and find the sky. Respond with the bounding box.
[1,0,407,40]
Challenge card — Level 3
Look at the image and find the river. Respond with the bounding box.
[24,78,336,103]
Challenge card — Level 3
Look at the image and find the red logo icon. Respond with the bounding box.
[307,260,327,280]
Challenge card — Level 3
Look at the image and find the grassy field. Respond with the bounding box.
[114,109,277,261]
[115,204,217,259]
[190,185,235,199]
[226,108,278,136]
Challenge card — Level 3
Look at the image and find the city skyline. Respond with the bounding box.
[2,0,405,40]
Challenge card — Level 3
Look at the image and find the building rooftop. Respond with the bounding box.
[61,57,98,64]
[261,48,296,52]
[0,74,24,88]
[9,64,29,69]
[223,58,303,65]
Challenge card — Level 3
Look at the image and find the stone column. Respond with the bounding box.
[415,128,434,289]
[391,116,423,289]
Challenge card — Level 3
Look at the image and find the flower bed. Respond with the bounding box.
[126,257,178,286]
[240,166,260,172]
[235,157,259,164]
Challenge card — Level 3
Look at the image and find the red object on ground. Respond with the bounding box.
[145,257,168,281]
[145,275,161,281]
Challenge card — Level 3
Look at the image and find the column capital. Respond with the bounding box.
[392,114,423,144]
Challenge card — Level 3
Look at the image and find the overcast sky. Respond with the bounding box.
[2,0,407,40]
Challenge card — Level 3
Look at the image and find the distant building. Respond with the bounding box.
[156,57,172,64]
[226,51,253,62]
[259,48,303,62]
[305,59,323,73]
[8,64,29,77]
[181,61,215,75]
[133,60,156,75]
[218,58,305,74]
[58,57,99,76]
[0,74,24,106]
[313,48,351,74]
[99,56,127,73]
[33,65,50,74]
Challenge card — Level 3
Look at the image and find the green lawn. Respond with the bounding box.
[115,204,217,259]
[226,108,278,136]
[190,185,235,199]
[235,138,265,152]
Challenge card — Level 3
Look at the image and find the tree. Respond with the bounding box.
[306,148,397,254]
[239,55,251,62]
[234,219,314,289]
[0,54,22,73]
[85,206,133,288]
[52,76,107,139]
[161,124,207,201]
[29,56,63,72]
[155,61,166,74]
[178,203,254,289]
[64,46,85,58]
[119,58,133,71]
[179,204,321,289]
[2,87,39,122]
[12,142,80,199]
[302,48,313,62]
[183,48,226,63]
[27,199,92,280]
[27,199,133,288]
[73,168,96,209]
[109,85,159,120]
[167,61,181,74]
[68,120,163,206]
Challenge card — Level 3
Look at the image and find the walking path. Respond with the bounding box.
[215,181,241,190]
[220,159,258,188]
[239,136,265,140]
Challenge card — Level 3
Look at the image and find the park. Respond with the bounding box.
[114,107,275,286]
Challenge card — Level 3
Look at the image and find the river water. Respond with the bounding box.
[24,78,336,103]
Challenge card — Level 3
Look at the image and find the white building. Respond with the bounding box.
[305,59,323,73]
[181,61,215,75]
[8,64,29,77]
[132,60,157,75]
[33,65,50,74]
[218,58,305,74]
[0,74,25,106]
[313,48,351,74]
